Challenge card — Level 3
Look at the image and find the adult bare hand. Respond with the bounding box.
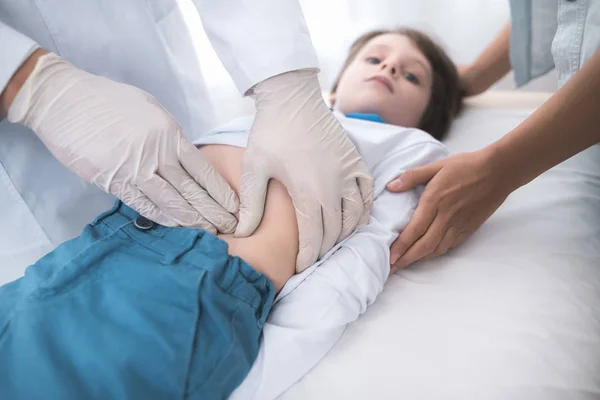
[387,149,515,271]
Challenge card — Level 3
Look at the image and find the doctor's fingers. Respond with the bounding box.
[357,173,375,227]
[159,168,238,233]
[392,214,449,270]
[294,199,325,273]
[118,184,178,227]
[235,156,270,238]
[338,185,365,243]
[318,196,342,257]
[137,174,218,234]
[338,173,374,243]
[166,144,237,233]
[179,138,239,215]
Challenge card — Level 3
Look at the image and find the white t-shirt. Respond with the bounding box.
[194,111,448,399]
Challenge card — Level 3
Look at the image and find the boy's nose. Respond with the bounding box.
[381,63,397,77]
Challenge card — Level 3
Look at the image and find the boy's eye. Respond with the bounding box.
[404,72,420,84]
[366,57,381,65]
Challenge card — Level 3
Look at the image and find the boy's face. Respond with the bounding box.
[333,33,433,128]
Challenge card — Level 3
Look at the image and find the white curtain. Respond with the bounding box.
[178,0,556,127]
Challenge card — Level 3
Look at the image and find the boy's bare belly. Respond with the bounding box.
[200,145,298,291]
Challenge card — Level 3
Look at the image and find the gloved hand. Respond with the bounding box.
[7,53,238,233]
[236,68,374,272]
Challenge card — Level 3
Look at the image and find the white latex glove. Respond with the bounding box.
[7,53,238,233]
[236,68,374,272]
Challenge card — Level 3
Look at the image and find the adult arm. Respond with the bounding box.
[459,22,512,97]
[0,22,238,231]
[388,49,600,269]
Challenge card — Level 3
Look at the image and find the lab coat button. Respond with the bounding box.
[134,216,154,230]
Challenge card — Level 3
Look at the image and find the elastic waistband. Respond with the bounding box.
[92,201,231,261]
[91,201,274,325]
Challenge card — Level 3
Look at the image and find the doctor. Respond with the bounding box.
[0,0,374,277]
[388,0,600,270]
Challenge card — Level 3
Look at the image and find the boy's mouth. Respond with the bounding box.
[367,76,394,93]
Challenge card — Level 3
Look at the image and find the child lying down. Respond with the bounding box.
[0,28,461,399]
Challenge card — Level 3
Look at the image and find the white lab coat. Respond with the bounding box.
[0,0,318,280]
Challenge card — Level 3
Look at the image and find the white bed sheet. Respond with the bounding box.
[279,92,600,400]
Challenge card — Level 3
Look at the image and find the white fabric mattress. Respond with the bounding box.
[279,92,600,400]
